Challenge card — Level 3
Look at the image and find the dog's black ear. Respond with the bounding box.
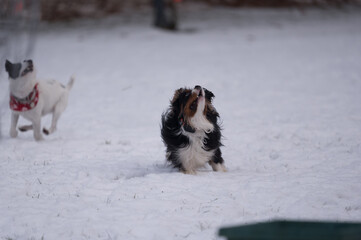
[171,88,186,108]
[5,60,21,79]
[5,60,11,73]
[204,88,215,102]
[171,88,190,121]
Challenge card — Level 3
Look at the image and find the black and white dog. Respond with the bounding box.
[161,85,226,174]
[5,59,74,141]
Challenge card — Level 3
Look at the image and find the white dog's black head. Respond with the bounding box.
[5,59,35,80]
[171,85,216,133]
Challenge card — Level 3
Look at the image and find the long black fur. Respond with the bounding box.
[161,87,224,171]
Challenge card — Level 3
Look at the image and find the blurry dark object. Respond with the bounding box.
[219,220,361,240]
[41,0,123,21]
[153,0,180,31]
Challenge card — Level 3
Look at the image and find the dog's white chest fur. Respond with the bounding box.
[177,131,214,173]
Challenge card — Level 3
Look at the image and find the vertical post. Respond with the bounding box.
[153,0,178,30]
[0,0,40,140]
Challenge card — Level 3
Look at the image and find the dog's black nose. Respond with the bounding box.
[194,85,202,90]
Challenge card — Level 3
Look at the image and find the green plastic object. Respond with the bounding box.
[218,220,361,240]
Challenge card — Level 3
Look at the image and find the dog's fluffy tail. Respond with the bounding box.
[66,75,75,90]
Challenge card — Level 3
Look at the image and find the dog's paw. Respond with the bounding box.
[43,128,49,135]
[34,132,44,141]
[10,129,18,138]
[210,162,227,172]
[19,127,27,132]
[19,125,33,132]
[182,169,197,175]
[34,136,44,141]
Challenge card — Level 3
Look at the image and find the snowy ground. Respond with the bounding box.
[1,6,361,240]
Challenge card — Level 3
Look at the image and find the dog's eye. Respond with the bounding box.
[23,67,32,74]
[190,100,197,111]
[21,67,31,76]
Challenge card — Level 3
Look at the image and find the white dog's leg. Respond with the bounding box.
[10,112,19,138]
[32,117,43,141]
[43,98,67,135]
[43,112,60,135]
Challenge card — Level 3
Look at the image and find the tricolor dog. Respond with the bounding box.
[161,85,226,174]
[5,59,74,141]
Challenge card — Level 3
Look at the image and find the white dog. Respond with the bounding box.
[5,59,74,141]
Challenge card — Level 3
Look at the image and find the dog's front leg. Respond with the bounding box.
[32,117,44,141]
[209,148,227,172]
[10,112,19,138]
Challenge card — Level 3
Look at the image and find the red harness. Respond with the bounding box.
[10,83,39,112]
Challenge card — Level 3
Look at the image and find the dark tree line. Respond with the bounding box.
[39,0,360,21]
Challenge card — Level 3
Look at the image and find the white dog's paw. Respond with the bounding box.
[10,129,18,138]
[19,125,33,132]
[43,128,49,135]
[34,134,44,141]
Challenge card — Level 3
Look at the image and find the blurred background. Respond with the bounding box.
[1,0,360,73]
[13,0,361,22]
[1,0,360,67]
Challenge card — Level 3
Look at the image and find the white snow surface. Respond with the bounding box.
[1,6,361,240]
